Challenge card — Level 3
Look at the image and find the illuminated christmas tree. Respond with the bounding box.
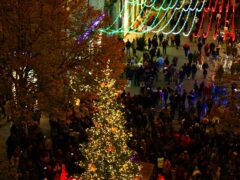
[79,66,140,179]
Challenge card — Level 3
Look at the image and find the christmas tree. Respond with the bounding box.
[79,66,140,179]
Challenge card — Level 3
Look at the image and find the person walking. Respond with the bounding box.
[158,33,164,46]
[202,62,209,79]
[152,37,158,50]
[191,63,197,80]
[150,48,156,61]
[148,38,152,50]
[157,54,164,71]
[132,39,137,57]
[210,42,215,55]
[186,63,192,79]
[203,68,208,79]
[183,43,190,57]
[175,34,181,49]
[162,39,167,55]
[126,39,131,56]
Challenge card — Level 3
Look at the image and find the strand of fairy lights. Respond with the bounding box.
[223,0,230,40]
[101,0,206,37]
[203,0,220,38]
[128,0,162,32]
[100,0,171,34]
[125,0,189,34]
[122,0,184,34]
[161,2,189,35]
[193,0,235,41]
[192,0,213,38]
[129,0,177,34]
[194,0,218,38]
[141,0,172,31]
[159,0,205,36]
[152,0,187,34]
[172,1,198,35]
[182,1,206,37]
[128,0,174,11]
[108,0,160,34]
[100,0,184,34]
[162,0,197,35]
[183,10,198,37]
[97,0,235,40]
[104,0,148,31]
[212,0,224,40]
[231,0,236,41]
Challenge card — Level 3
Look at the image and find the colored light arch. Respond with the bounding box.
[97,0,236,40]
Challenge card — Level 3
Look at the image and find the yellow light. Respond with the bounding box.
[75,98,80,106]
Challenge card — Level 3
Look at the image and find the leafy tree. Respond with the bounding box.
[0,0,126,122]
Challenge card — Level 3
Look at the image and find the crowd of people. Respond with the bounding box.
[125,32,213,93]
[123,31,240,179]
[1,29,239,180]
[123,86,240,179]
[4,108,90,179]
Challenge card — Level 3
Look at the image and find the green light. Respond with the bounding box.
[99,0,207,36]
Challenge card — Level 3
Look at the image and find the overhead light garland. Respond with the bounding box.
[98,0,235,40]
[193,0,235,40]
[99,0,206,36]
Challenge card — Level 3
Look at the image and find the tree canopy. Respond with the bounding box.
[0,0,126,122]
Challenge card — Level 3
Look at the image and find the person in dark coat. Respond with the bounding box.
[150,48,156,61]
[209,42,215,55]
[181,89,187,106]
[203,69,208,79]
[186,63,192,79]
[158,33,164,46]
[179,70,185,83]
[196,100,202,118]
[202,62,208,79]
[126,39,131,56]
[164,56,170,66]
[191,63,197,80]
[152,38,158,50]
[162,39,167,55]
[188,52,193,64]
[148,38,152,50]
[163,88,168,108]
[175,34,181,49]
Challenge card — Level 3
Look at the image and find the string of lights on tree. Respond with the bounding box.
[78,64,141,179]
[98,0,235,40]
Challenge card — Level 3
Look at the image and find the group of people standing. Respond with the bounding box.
[123,27,240,179]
